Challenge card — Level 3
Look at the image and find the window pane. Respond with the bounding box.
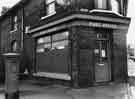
[100,41,108,58]
[37,43,51,53]
[52,32,69,41]
[111,0,119,13]
[52,40,68,50]
[11,16,17,30]
[37,48,44,53]
[46,3,56,15]
[44,43,51,52]
[46,0,55,4]
[95,0,107,9]
[37,36,51,44]
[97,33,108,39]
[14,16,17,22]
[37,44,44,53]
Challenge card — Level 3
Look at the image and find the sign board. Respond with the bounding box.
[89,22,117,29]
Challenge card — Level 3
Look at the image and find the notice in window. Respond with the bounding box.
[101,50,106,57]
[94,49,99,54]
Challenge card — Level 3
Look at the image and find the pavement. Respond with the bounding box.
[0,81,134,99]
[0,59,134,99]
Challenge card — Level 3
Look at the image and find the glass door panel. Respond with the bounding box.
[94,33,111,82]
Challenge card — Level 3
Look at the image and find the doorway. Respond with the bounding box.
[94,32,111,83]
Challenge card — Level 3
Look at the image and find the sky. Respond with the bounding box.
[0,0,135,44]
[0,0,20,12]
[127,0,135,44]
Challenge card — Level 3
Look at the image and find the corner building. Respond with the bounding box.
[0,0,130,87]
[28,0,130,87]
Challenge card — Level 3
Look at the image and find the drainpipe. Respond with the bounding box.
[124,0,129,16]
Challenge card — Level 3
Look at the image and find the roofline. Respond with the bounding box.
[29,13,130,34]
[0,0,30,21]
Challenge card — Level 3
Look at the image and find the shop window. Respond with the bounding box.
[52,31,69,41]
[37,43,51,53]
[56,0,71,6]
[52,40,68,50]
[37,46,44,53]
[11,16,17,31]
[37,36,51,44]
[110,0,119,13]
[37,36,51,53]
[95,0,107,9]
[52,32,69,50]
[45,0,56,16]
[36,31,69,52]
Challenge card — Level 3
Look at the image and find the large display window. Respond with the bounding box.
[36,31,70,79]
[37,36,51,53]
[36,31,69,53]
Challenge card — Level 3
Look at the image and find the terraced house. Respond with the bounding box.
[0,0,130,87]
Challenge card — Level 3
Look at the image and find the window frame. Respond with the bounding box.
[94,0,107,10]
[51,39,69,50]
[10,15,18,32]
[41,0,56,19]
[52,31,69,42]
[110,0,120,14]
[36,31,69,53]
[37,36,51,53]
[95,33,110,62]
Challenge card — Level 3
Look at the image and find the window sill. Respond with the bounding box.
[33,72,71,80]
[40,12,56,20]
[90,9,122,16]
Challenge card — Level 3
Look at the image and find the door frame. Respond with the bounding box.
[94,32,112,83]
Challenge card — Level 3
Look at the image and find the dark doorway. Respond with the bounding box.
[94,32,111,82]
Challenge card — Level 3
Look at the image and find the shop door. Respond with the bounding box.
[94,34,111,82]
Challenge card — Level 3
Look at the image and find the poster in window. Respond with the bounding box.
[101,49,106,57]
[94,49,99,54]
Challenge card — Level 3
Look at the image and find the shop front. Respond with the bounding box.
[29,11,130,87]
[35,31,71,80]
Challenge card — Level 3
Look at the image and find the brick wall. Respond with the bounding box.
[112,29,128,82]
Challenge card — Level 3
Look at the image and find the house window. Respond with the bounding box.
[95,0,107,9]
[56,0,71,6]
[11,16,17,31]
[110,0,119,13]
[25,26,30,34]
[11,40,18,52]
[46,0,56,16]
